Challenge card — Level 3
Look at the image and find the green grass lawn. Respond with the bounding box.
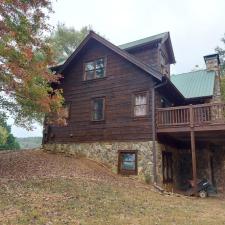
[0,150,225,225]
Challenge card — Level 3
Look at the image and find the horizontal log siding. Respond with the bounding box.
[160,42,170,77]
[128,46,160,71]
[48,41,155,143]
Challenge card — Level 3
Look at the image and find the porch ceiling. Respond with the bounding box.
[158,130,225,147]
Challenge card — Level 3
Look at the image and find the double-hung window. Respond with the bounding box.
[133,92,148,117]
[91,97,105,121]
[84,58,105,80]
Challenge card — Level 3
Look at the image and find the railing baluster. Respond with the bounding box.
[181,109,183,123]
[156,102,225,129]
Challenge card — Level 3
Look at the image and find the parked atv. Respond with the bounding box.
[187,178,217,198]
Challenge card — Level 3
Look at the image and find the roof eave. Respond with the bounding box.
[49,64,63,72]
[156,75,185,104]
[185,95,213,101]
[164,76,185,100]
[163,32,176,64]
[121,39,162,51]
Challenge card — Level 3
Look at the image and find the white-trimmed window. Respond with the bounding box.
[133,92,148,117]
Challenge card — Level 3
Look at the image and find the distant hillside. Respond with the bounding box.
[16,137,42,149]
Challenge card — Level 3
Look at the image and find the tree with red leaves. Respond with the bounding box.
[0,0,63,129]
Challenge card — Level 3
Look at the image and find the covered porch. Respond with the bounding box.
[156,102,225,194]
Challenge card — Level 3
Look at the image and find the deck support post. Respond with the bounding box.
[191,130,197,196]
[190,104,197,196]
[152,87,157,184]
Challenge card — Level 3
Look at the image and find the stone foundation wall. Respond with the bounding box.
[43,141,225,193]
[195,147,225,192]
[43,141,155,182]
[173,147,225,193]
[212,148,225,192]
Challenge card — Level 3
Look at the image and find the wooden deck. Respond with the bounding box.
[157,102,225,195]
[156,102,225,133]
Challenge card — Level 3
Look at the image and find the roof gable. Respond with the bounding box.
[118,32,175,64]
[171,70,216,99]
[50,31,185,102]
[57,31,163,81]
[118,32,168,50]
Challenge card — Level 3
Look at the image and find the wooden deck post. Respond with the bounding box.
[190,105,197,195]
[191,130,197,195]
[152,87,157,184]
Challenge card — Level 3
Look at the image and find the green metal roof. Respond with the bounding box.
[119,32,168,50]
[171,70,216,99]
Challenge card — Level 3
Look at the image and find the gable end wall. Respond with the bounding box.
[47,40,156,144]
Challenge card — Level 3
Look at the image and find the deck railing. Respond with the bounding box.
[157,103,225,129]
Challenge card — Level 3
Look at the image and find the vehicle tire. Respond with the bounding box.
[199,190,207,198]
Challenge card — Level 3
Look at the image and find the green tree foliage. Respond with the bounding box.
[47,23,91,63]
[220,77,225,101]
[216,34,225,100]
[215,34,225,75]
[0,125,8,145]
[0,113,8,145]
[0,113,20,150]
[0,0,63,129]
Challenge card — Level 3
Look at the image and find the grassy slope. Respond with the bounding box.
[0,150,225,225]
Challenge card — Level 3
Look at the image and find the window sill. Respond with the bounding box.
[90,120,106,124]
[119,170,138,176]
[82,76,107,83]
[132,115,149,120]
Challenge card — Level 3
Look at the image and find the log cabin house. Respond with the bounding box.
[43,31,225,194]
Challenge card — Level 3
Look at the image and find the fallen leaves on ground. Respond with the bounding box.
[0,149,225,225]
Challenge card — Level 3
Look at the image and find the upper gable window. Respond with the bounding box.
[84,58,105,80]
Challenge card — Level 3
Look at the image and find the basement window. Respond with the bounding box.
[84,58,105,80]
[118,150,138,175]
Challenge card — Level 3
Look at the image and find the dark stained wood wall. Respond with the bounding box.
[48,40,156,143]
[160,42,171,77]
[126,44,160,71]
[127,42,171,78]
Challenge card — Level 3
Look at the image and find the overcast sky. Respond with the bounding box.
[11,0,225,137]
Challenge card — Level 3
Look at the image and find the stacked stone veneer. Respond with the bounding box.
[43,141,158,182]
[43,141,225,192]
[212,75,222,102]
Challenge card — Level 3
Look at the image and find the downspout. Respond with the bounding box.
[152,79,168,185]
